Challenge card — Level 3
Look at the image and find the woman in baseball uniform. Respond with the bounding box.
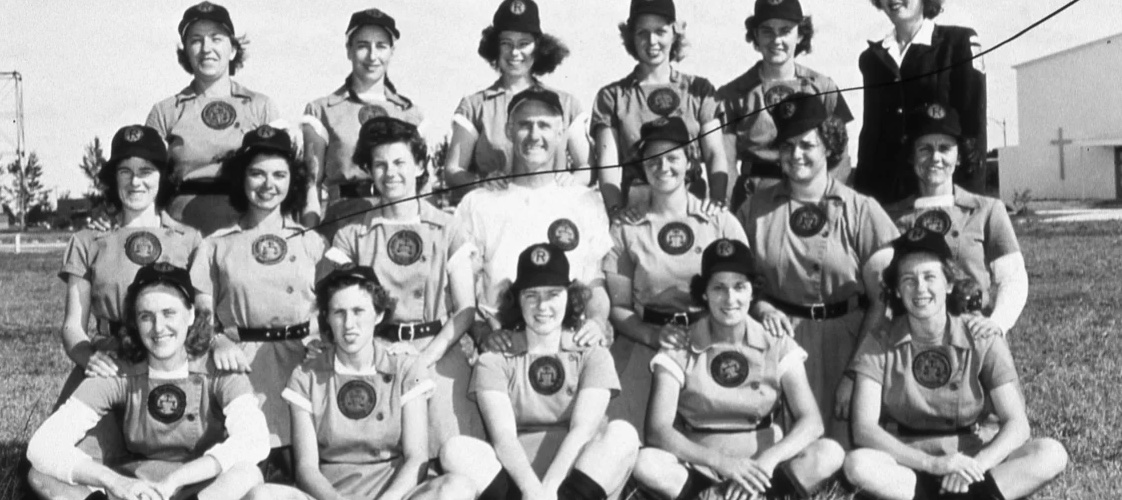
[190,125,327,471]
[147,1,282,235]
[54,124,202,464]
[444,0,589,203]
[27,263,269,500]
[440,243,639,500]
[735,93,898,445]
[245,266,472,500]
[634,238,843,500]
[303,8,425,238]
[603,116,752,435]
[329,116,483,456]
[885,104,1026,339]
[844,228,1068,500]
[592,0,729,213]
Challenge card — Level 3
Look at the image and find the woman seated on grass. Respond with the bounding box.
[844,227,1068,500]
[634,238,843,500]
[27,263,269,500]
[440,243,639,500]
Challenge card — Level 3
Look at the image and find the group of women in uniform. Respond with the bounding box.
[25,0,1070,499]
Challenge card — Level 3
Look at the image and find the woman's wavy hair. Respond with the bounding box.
[351,117,430,192]
[477,27,571,75]
[497,282,590,332]
[771,114,849,170]
[221,150,310,219]
[881,251,983,317]
[744,15,815,56]
[315,275,396,344]
[618,20,690,63]
[868,0,944,19]
[98,157,176,213]
[689,268,765,307]
[177,35,249,76]
[118,283,212,364]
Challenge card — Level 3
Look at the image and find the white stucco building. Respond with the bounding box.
[1001,32,1122,201]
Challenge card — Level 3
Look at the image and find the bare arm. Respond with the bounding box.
[291,406,348,500]
[850,376,940,473]
[444,122,481,190]
[379,397,431,500]
[477,391,545,495]
[594,127,623,210]
[61,277,94,367]
[300,123,327,228]
[700,119,731,203]
[645,366,725,469]
[971,383,1030,471]
[605,273,660,348]
[419,260,476,367]
[754,363,824,471]
[564,120,592,186]
[541,388,611,490]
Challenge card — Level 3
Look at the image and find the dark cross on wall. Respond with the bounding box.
[1050,128,1073,181]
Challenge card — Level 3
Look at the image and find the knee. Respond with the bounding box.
[843,448,886,488]
[600,420,640,457]
[633,448,671,486]
[430,473,478,500]
[439,435,493,471]
[805,438,846,474]
[243,484,296,500]
[1029,438,1069,477]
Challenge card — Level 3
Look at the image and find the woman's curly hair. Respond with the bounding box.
[98,157,176,213]
[771,114,849,170]
[497,282,590,332]
[689,269,764,307]
[221,151,310,219]
[618,20,690,63]
[477,27,571,76]
[315,275,396,344]
[177,35,249,76]
[351,117,430,192]
[118,283,212,364]
[881,251,982,317]
[744,15,815,56]
[868,0,944,19]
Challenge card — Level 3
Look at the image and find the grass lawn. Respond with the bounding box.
[0,219,1119,498]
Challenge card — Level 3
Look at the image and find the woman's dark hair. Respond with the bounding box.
[352,118,430,191]
[772,115,849,170]
[618,20,690,63]
[868,0,944,19]
[477,27,570,76]
[315,276,396,344]
[881,251,981,317]
[118,282,212,364]
[689,269,764,307]
[98,157,176,212]
[177,35,249,76]
[744,15,815,56]
[222,151,310,219]
[497,282,590,332]
[637,141,698,186]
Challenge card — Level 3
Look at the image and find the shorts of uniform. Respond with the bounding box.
[480,467,606,500]
[791,310,864,447]
[242,339,306,447]
[677,459,803,500]
[427,342,485,457]
[168,194,239,236]
[607,336,657,438]
[321,458,407,499]
[318,195,381,241]
[51,336,126,463]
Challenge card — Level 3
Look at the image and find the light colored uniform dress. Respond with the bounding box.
[147,81,280,235]
[281,343,435,498]
[603,194,748,434]
[191,218,327,447]
[591,67,719,201]
[55,214,201,460]
[470,331,620,475]
[328,202,483,455]
[849,315,1018,456]
[304,79,424,238]
[736,180,898,439]
[650,317,808,477]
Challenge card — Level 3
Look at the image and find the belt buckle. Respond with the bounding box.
[809,303,826,321]
[398,323,416,342]
[671,312,691,328]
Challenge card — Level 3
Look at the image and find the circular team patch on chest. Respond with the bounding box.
[358,104,389,125]
[386,229,423,266]
[789,204,828,237]
[125,231,163,265]
[147,384,187,424]
[547,219,580,251]
[647,88,681,116]
[337,380,377,419]
[529,356,566,395]
[201,101,237,130]
[251,234,288,265]
[915,210,952,235]
[658,222,695,255]
[913,350,952,389]
[764,84,796,107]
[710,351,750,388]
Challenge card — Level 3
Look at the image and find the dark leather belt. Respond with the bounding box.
[176,180,227,196]
[375,321,441,342]
[895,422,977,438]
[238,322,310,342]
[681,414,773,434]
[338,182,377,198]
[642,309,706,327]
[767,295,868,321]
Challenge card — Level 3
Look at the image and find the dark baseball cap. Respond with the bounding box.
[346,8,400,40]
[493,0,541,35]
[510,243,571,291]
[699,238,755,281]
[507,87,564,116]
[636,116,691,152]
[109,125,167,168]
[316,263,382,298]
[178,2,234,37]
[771,92,828,144]
[630,0,676,24]
[753,0,804,23]
[129,262,196,302]
[238,125,294,159]
[892,226,953,261]
[907,103,963,141]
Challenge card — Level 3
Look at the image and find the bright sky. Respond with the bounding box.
[0,0,1116,197]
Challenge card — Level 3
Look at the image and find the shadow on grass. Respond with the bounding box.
[0,440,30,500]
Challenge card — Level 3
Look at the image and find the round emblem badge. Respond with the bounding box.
[255,125,275,139]
[337,380,377,419]
[147,384,187,424]
[764,84,795,107]
[251,234,288,265]
[510,0,526,15]
[913,350,952,389]
[710,351,750,388]
[530,246,551,266]
[926,103,947,120]
[658,222,695,256]
[123,126,145,143]
[528,356,566,395]
[715,240,736,257]
[196,2,215,13]
[647,88,681,116]
[778,101,798,120]
[125,231,163,265]
[789,204,828,237]
[906,226,928,242]
[547,219,580,252]
[201,101,237,130]
[915,210,952,235]
[386,229,423,266]
[358,104,388,125]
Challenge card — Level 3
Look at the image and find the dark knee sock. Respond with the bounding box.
[966,472,1006,500]
[558,469,608,500]
[675,468,718,500]
[913,472,941,500]
[84,492,108,500]
[913,471,1006,500]
[479,469,520,500]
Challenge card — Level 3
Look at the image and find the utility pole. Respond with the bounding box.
[0,71,27,230]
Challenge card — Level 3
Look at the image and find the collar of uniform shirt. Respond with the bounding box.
[687,317,768,354]
[913,194,954,208]
[149,364,191,379]
[890,313,972,350]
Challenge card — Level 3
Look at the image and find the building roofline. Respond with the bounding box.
[1014,31,1122,70]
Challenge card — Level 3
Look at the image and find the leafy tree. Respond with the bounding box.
[78,137,107,202]
[0,152,49,229]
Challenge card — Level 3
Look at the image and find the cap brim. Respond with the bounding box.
[510,276,571,292]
